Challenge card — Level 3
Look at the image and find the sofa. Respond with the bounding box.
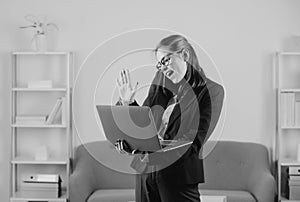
[70,140,276,202]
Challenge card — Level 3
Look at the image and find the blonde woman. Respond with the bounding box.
[116,34,224,202]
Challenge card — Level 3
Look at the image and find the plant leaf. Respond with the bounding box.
[47,23,59,30]
[19,25,36,29]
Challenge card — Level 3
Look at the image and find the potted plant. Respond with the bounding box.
[20,14,59,51]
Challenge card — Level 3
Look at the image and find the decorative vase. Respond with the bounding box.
[32,34,47,51]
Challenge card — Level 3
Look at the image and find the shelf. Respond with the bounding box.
[277,51,300,56]
[12,51,69,55]
[12,124,66,128]
[281,126,300,129]
[11,190,67,201]
[280,196,300,201]
[12,87,67,92]
[281,158,300,166]
[280,89,300,93]
[11,157,68,165]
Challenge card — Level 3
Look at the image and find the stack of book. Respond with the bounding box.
[21,174,62,197]
[46,96,66,125]
[280,92,300,127]
[15,96,66,125]
[16,115,48,125]
[287,167,300,200]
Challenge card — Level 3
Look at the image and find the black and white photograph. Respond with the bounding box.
[1,1,300,202]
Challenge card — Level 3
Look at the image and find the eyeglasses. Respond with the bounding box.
[155,50,183,72]
[156,55,172,72]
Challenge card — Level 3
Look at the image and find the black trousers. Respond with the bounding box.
[136,172,201,202]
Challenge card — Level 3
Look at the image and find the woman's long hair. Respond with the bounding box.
[154,34,207,95]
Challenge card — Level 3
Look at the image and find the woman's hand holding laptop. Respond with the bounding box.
[114,139,148,155]
[114,139,149,162]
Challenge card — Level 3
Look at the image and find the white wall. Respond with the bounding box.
[1,0,300,201]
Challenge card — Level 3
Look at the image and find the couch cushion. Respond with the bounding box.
[87,188,255,202]
[200,189,256,202]
[200,141,270,191]
[87,189,135,202]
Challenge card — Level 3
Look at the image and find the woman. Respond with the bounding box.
[115,34,224,202]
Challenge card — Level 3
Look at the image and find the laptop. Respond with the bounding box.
[96,105,192,152]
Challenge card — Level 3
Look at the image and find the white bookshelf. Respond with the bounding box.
[10,52,73,202]
[275,51,300,202]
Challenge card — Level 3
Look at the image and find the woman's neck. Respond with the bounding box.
[174,64,190,96]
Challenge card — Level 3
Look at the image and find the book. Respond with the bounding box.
[20,187,61,198]
[46,98,63,124]
[61,96,67,126]
[283,93,296,127]
[21,180,61,197]
[286,93,292,127]
[289,179,300,186]
[23,174,61,183]
[290,175,300,181]
[289,166,300,175]
[295,101,300,127]
[27,80,52,88]
[21,182,60,189]
[281,93,288,127]
[298,143,300,162]
[16,115,48,125]
[290,93,295,127]
[52,96,66,125]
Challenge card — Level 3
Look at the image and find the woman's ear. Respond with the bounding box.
[181,49,189,62]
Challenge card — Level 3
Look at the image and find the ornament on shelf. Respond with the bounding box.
[19,14,59,52]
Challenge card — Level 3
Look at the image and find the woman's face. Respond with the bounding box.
[156,48,187,84]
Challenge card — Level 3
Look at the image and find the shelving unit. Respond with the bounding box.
[275,51,300,202]
[10,51,73,202]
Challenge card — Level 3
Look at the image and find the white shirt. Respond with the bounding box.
[158,95,178,140]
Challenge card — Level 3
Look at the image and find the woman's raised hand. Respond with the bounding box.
[116,69,138,105]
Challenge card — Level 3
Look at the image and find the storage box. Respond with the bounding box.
[288,180,300,200]
[289,167,300,175]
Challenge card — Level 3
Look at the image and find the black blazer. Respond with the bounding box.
[127,66,224,185]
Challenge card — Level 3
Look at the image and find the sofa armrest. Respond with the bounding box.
[70,145,98,202]
[70,169,96,202]
[247,170,276,202]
